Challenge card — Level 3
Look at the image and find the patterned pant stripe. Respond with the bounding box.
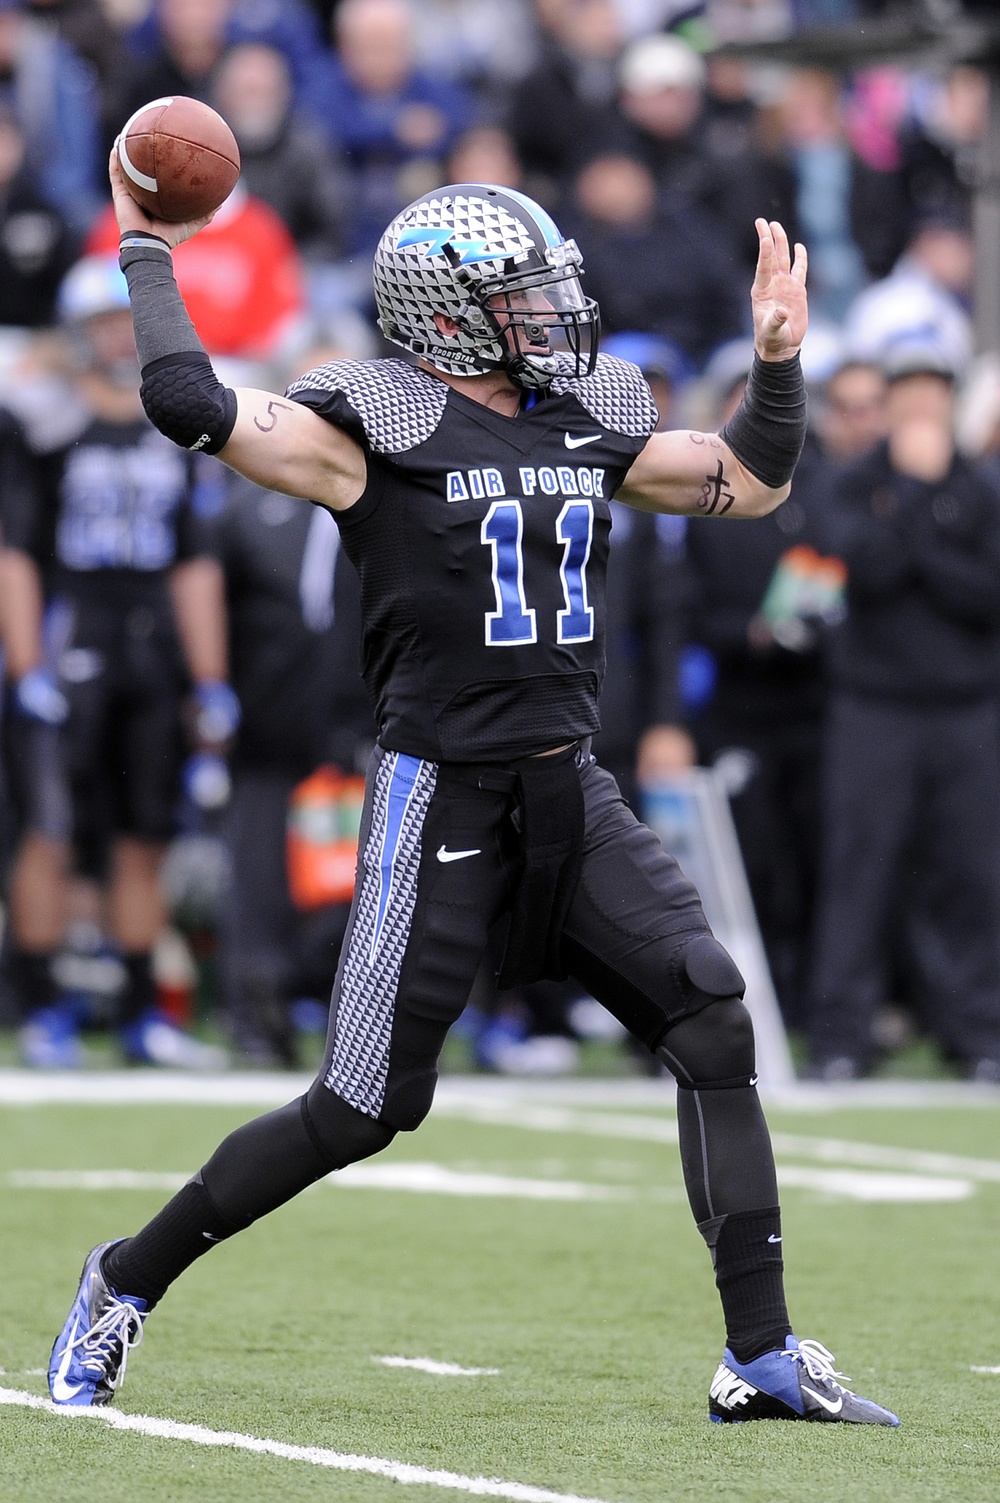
[325,750,437,1117]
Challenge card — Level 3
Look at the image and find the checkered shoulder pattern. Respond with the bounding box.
[286,358,448,455]
[550,353,658,441]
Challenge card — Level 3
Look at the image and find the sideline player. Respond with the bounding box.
[47,156,900,1426]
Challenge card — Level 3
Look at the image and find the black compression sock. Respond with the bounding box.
[12,950,58,1017]
[101,1179,242,1308]
[700,1207,790,1363]
[120,951,156,1025]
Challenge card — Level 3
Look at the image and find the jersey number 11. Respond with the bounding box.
[482,498,595,648]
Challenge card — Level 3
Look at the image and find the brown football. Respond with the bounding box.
[117,96,241,223]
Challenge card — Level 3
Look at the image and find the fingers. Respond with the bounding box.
[792,240,809,284]
[752,217,773,288]
[769,221,791,276]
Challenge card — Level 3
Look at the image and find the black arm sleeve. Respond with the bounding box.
[720,353,807,489]
[119,233,237,454]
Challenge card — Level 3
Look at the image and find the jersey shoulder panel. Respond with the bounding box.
[285,357,448,455]
[548,353,657,441]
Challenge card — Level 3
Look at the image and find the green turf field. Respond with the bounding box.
[0,1084,998,1503]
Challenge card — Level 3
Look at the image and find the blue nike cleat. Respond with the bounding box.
[709,1336,900,1425]
[48,1242,147,1406]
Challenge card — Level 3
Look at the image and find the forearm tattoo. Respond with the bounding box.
[688,433,734,513]
[699,458,736,515]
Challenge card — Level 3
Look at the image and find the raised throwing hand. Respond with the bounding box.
[751,218,809,362]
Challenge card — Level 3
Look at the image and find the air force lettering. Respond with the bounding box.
[285,353,657,763]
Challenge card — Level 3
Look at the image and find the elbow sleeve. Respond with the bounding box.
[140,351,238,455]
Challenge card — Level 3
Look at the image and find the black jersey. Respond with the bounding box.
[1,412,209,606]
[286,353,657,762]
[206,474,371,775]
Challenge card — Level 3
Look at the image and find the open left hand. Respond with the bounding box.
[750,219,808,362]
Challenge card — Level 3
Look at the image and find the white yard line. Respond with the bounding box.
[0,1386,614,1503]
[1,1070,997,1188]
[431,1098,1000,1186]
[775,1165,973,1201]
[970,1365,1000,1374]
[5,1162,972,1203]
[375,1357,500,1376]
[8,1170,188,1191]
[334,1163,630,1200]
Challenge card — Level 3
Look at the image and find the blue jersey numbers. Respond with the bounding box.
[481,496,595,648]
[482,500,537,645]
[556,500,595,643]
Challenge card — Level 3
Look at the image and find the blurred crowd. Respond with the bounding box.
[2,0,1000,1082]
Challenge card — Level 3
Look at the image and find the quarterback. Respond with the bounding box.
[47,153,899,1427]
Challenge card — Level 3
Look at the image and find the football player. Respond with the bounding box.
[46,154,899,1427]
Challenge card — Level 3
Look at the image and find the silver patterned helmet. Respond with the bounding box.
[373,183,600,389]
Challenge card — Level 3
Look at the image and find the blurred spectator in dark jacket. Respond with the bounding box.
[301,0,472,256]
[213,42,351,262]
[447,123,523,190]
[409,0,538,105]
[816,355,888,466]
[0,105,76,327]
[123,0,326,113]
[566,151,744,362]
[22,0,132,159]
[807,343,1000,1082]
[683,340,844,1022]
[771,68,910,321]
[0,0,102,233]
[209,466,371,1065]
[507,0,624,209]
[896,64,986,234]
[616,35,717,204]
[120,0,232,123]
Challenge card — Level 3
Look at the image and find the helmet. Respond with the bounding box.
[373,183,600,389]
[58,255,131,324]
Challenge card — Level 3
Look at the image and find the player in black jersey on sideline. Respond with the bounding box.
[46,155,900,1426]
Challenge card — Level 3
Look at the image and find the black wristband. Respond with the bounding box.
[719,354,807,490]
[118,230,171,264]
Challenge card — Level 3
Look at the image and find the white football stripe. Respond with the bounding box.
[970,1365,1000,1374]
[116,98,174,194]
[0,1387,613,1503]
[375,1357,500,1376]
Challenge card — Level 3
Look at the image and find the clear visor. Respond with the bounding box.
[487,273,595,350]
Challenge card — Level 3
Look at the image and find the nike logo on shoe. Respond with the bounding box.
[436,846,481,863]
[801,1384,844,1414]
[50,1313,86,1403]
[564,432,602,449]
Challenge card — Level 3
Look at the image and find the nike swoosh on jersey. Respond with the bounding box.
[767,1234,782,1243]
[436,846,481,863]
[564,432,603,448]
[801,1384,844,1414]
[51,1313,86,1402]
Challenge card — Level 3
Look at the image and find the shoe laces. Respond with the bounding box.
[69,1297,145,1391]
[788,1338,850,1392]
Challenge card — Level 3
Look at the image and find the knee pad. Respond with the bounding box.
[303,1079,397,1170]
[655,996,757,1090]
